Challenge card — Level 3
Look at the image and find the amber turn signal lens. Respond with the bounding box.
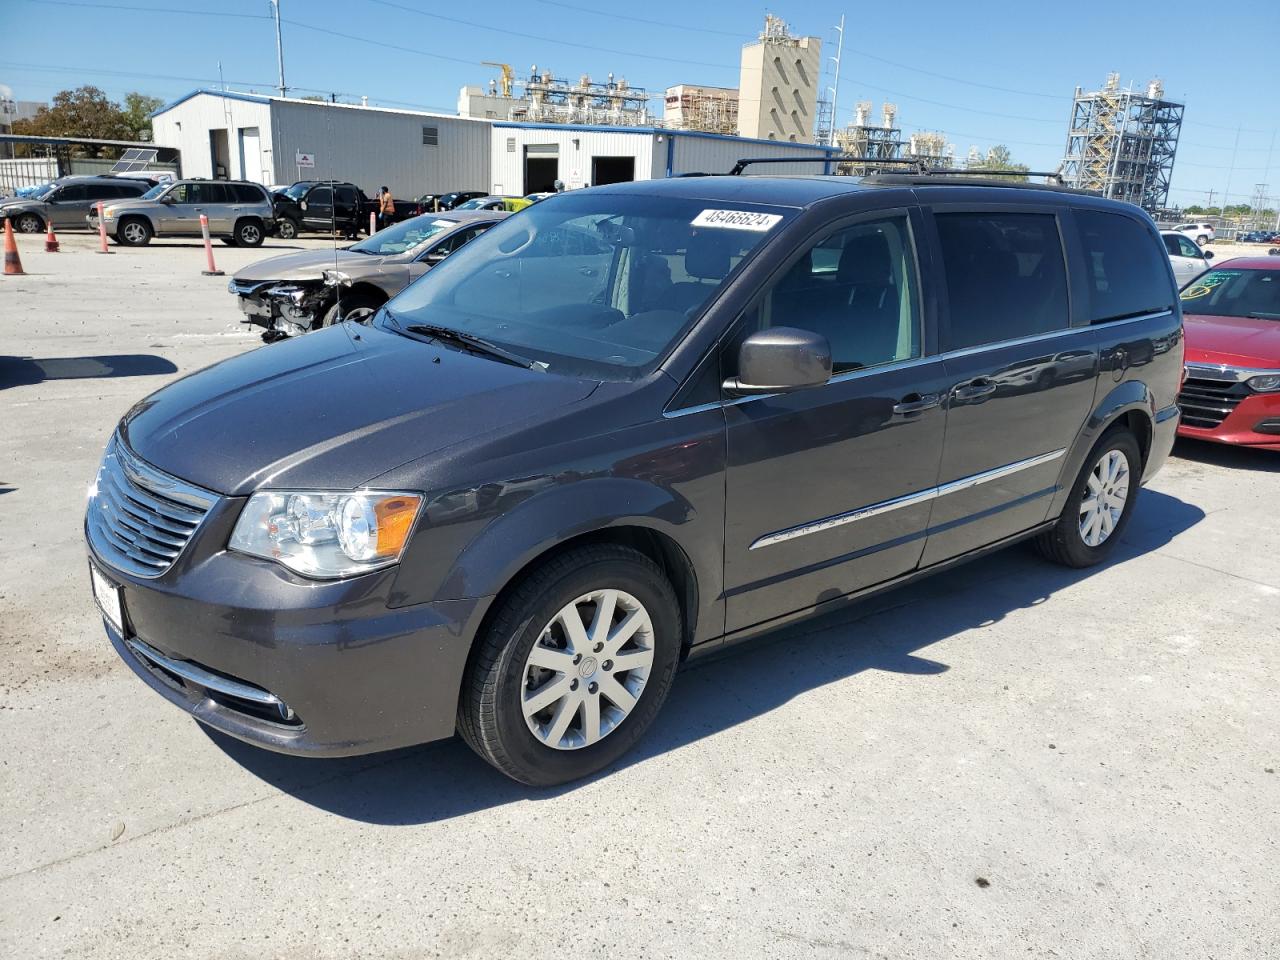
[373,495,420,556]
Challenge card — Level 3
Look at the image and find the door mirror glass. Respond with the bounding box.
[724,327,832,396]
[1203,250,1214,260]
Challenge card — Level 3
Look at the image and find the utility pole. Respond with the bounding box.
[269,0,286,97]
[828,15,844,145]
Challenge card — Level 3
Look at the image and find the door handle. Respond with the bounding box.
[951,378,998,402]
[892,392,941,415]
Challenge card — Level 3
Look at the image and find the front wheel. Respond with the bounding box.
[117,217,152,246]
[275,217,299,240]
[15,212,43,234]
[1034,428,1141,568]
[319,292,381,327]
[458,544,682,786]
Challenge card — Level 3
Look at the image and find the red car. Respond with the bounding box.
[1177,257,1280,449]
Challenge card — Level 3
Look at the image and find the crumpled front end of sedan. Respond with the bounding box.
[229,277,334,340]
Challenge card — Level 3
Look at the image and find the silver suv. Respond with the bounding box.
[93,179,275,247]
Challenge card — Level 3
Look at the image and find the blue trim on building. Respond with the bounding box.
[150,89,272,119]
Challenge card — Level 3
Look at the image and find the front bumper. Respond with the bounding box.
[90,512,489,756]
[1177,365,1280,450]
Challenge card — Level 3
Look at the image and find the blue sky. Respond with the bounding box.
[3,0,1277,208]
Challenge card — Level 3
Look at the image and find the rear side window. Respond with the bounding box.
[231,183,264,203]
[935,212,1069,351]
[1075,211,1175,323]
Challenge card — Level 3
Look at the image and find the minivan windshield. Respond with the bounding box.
[381,192,793,378]
[1182,268,1280,320]
[349,216,454,255]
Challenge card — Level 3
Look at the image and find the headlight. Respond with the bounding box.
[1246,373,1280,393]
[102,207,116,218]
[229,490,422,578]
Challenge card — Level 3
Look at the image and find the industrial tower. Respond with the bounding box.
[1061,74,1184,213]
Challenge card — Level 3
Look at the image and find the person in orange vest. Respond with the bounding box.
[377,186,396,231]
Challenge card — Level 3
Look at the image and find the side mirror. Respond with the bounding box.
[425,250,448,264]
[723,327,832,396]
[159,194,175,204]
[1203,250,1214,260]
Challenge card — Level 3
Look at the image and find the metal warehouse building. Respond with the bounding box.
[150,90,492,197]
[491,122,836,194]
[150,91,837,199]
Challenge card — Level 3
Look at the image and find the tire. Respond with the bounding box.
[319,292,381,327]
[458,544,682,786]
[1196,235,1209,247]
[1034,427,1142,568]
[220,237,238,247]
[275,217,299,240]
[234,218,264,247]
[15,212,43,234]
[117,217,152,246]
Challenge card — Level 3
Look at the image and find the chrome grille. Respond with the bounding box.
[1177,376,1247,430]
[86,435,218,578]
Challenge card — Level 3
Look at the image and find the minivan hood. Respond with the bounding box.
[1184,312,1280,367]
[234,248,396,283]
[120,324,597,495]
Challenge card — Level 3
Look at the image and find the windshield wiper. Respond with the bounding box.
[403,322,539,370]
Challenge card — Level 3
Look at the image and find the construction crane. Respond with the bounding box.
[482,61,514,98]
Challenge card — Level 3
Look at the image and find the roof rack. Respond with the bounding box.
[729,156,925,176]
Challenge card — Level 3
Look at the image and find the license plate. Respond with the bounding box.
[90,562,124,635]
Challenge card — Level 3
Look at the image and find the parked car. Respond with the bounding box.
[455,194,533,212]
[1161,230,1214,286]
[1176,257,1280,449]
[437,190,487,210]
[85,175,1182,785]
[1173,221,1215,246]
[89,179,275,247]
[228,210,507,339]
[0,175,151,233]
[1239,230,1280,244]
[271,180,376,240]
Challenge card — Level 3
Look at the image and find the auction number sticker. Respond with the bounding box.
[691,209,783,232]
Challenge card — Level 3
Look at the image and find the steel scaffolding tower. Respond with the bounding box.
[1061,74,1184,212]
[832,102,905,174]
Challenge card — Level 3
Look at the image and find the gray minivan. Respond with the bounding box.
[93,179,275,247]
[86,174,1184,785]
[0,176,150,233]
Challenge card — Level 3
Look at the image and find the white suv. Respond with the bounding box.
[1173,222,1215,246]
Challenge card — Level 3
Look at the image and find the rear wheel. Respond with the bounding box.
[1196,235,1209,247]
[1034,428,1141,568]
[117,217,152,246]
[15,212,43,234]
[234,218,264,247]
[458,544,682,786]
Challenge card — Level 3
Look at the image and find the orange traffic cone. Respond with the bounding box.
[3,218,24,276]
[45,218,59,253]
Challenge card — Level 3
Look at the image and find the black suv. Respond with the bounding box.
[86,175,1183,785]
[272,180,374,239]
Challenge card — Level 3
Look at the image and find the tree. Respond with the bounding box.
[122,92,164,141]
[13,86,131,142]
[978,144,1030,181]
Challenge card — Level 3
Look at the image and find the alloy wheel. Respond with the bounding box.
[521,589,655,751]
[17,214,41,233]
[240,224,261,245]
[122,222,147,244]
[1079,449,1130,547]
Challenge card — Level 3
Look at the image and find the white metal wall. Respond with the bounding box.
[664,133,832,177]
[150,93,274,181]
[491,127,655,192]
[271,101,491,197]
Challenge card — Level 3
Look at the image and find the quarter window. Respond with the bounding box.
[1074,210,1175,323]
[935,212,1069,351]
[731,215,922,375]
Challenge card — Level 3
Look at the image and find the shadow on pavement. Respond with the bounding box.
[0,354,177,388]
[210,488,1204,823]
[1172,437,1280,473]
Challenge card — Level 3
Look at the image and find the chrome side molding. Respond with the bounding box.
[750,448,1066,550]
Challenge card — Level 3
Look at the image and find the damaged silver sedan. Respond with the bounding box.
[228,210,508,341]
